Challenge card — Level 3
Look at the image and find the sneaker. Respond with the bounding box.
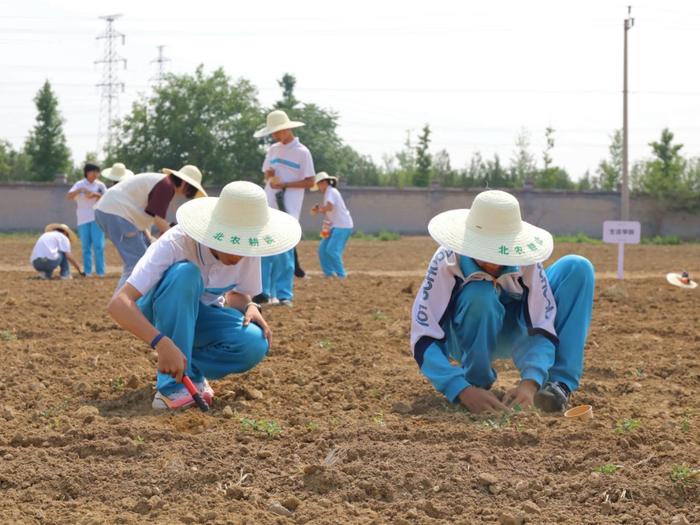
[60,275,73,280]
[152,379,214,410]
[269,297,280,305]
[253,293,270,305]
[278,299,293,308]
[534,381,571,413]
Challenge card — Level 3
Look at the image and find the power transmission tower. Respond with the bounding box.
[151,45,171,86]
[96,14,126,155]
[621,6,634,220]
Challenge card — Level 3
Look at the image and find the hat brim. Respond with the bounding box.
[428,209,554,266]
[666,273,698,289]
[176,197,302,257]
[253,121,305,138]
[310,175,337,192]
[45,223,77,244]
[162,168,208,198]
[101,167,134,182]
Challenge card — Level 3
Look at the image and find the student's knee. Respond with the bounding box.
[239,327,269,372]
[161,262,203,298]
[558,255,595,287]
[453,280,503,323]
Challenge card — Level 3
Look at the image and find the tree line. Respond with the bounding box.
[2,68,699,213]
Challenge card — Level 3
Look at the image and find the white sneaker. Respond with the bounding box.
[60,275,73,280]
[269,297,280,305]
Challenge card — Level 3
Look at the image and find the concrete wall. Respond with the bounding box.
[1,182,698,238]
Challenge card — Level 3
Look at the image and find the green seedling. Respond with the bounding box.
[373,310,388,321]
[318,340,333,350]
[239,417,282,437]
[305,421,320,432]
[670,464,700,486]
[614,418,641,434]
[110,377,125,391]
[372,412,385,427]
[0,330,17,341]
[133,435,145,444]
[593,464,619,475]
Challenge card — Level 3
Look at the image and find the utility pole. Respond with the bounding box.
[96,14,126,155]
[621,6,634,220]
[151,45,171,86]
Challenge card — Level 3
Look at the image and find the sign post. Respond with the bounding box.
[603,221,641,279]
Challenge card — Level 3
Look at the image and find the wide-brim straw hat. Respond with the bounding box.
[666,272,698,289]
[310,171,338,192]
[176,180,302,257]
[428,189,554,266]
[253,110,304,138]
[45,223,77,244]
[102,162,134,182]
[162,165,207,197]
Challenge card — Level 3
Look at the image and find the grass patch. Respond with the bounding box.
[305,421,320,432]
[372,412,385,427]
[614,418,641,434]
[642,235,682,245]
[670,464,699,486]
[239,416,282,437]
[352,230,401,241]
[0,330,17,341]
[110,377,125,391]
[554,233,602,244]
[593,463,619,475]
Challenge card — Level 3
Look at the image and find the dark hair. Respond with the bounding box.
[168,174,198,199]
[328,178,337,188]
[84,163,100,177]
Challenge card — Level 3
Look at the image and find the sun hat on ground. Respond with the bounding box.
[428,189,554,266]
[310,171,338,192]
[162,165,207,197]
[666,272,698,289]
[253,110,305,138]
[176,180,302,257]
[45,223,77,244]
[101,162,134,182]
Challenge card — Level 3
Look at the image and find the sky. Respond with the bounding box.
[2,0,699,179]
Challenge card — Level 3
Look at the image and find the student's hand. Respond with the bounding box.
[503,380,539,409]
[243,305,272,349]
[458,386,508,414]
[264,168,275,179]
[155,337,187,382]
[270,180,285,190]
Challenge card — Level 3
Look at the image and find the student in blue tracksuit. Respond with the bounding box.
[410,190,595,414]
[107,181,302,410]
[310,172,354,278]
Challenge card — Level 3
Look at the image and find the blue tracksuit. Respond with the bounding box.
[411,251,594,402]
[318,227,353,277]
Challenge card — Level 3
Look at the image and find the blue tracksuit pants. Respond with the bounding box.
[137,261,269,396]
[77,220,105,276]
[318,227,352,277]
[261,249,295,300]
[420,255,595,402]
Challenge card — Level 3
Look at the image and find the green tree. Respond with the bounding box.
[542,126,555,171]
[111,66,264,184]
[24,80,71,181]
[433,149,457,187]
[484,154,510,188]
[509,128,535,187]
[597,129,623,191]
[414,124,432,187]
[463,151,486,188]
[577,170,597,191]
[533,127,573,189]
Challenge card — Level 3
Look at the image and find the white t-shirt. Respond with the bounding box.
[30,231,71,262]
[323,186,353,228]
[94,173,168,230]
[262,137,315,220]
[127,225,262,306]
[69,179,107,226]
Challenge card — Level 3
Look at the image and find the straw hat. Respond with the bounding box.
[310,171,338,192]
[101,162,134,182]
[428,190,554,266]
[253,110,304,138]
[45,223,77,244]
[666,272,698,289]
[176,180,302,257]
[162,165,207,197]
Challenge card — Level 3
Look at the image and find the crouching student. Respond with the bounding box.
[30,224,84,279]
[310,172,354,278]
[410,190,595,414]
[107,181,302,410]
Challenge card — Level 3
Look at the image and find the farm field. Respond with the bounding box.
[0,236,699,524]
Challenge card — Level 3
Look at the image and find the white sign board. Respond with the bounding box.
[602,220,641,280]
[603,221,641,244]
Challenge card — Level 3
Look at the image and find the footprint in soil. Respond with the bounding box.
[95,387,155,416]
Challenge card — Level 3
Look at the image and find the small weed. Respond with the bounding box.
[0,330,16,341]
[593,463,619,475]
[239,417,282,437]
[40,398,71,418]
[670,464,699,486]
[372,412,385,427]
[305,421,320,432]
[614,418,641,434]
[373,310,388,321]
[318,340,333,350]
[481,412,514,430]
[625,367,645,378]
[133,435,145,444]
[110,377,125,391]
[680,417,691,433]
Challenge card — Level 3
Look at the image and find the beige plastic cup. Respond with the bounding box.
[564,405,593,421]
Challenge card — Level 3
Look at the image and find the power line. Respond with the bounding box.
[95,14,126,155]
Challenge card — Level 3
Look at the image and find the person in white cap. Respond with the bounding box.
[30,224,85,279]
[101,162,134,187]
[107,181,301,410]
[94,165,207,289]
[410,190,595,414]
[66,163,107,278]
[310,172,354,277]
[254,110,316,306]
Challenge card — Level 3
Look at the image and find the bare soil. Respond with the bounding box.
[0,236,698,524]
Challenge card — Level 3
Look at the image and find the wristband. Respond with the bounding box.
[245,302,262,313]
[150,332,165,349]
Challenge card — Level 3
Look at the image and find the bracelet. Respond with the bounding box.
[245,302,262,313]
[150,332,165,349]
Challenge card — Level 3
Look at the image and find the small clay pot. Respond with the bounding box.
[564,404,593,421]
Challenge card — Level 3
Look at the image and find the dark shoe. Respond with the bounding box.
[252,293,270,305]
[534,381,570,413]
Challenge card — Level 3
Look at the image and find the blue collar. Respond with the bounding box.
[458,255,519,279]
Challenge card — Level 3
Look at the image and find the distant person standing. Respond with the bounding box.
[253,110,315,306]
[94,165,207,290]
[101,162,134,187]
[66,163,107,278]
[30,224,84,280]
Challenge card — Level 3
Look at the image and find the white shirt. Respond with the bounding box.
[95,173,167,230]
[30,231,71,262]
[69,179,107,226]
[262,137,315,220]
[127,225,262,306]
[323,186,353,228]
